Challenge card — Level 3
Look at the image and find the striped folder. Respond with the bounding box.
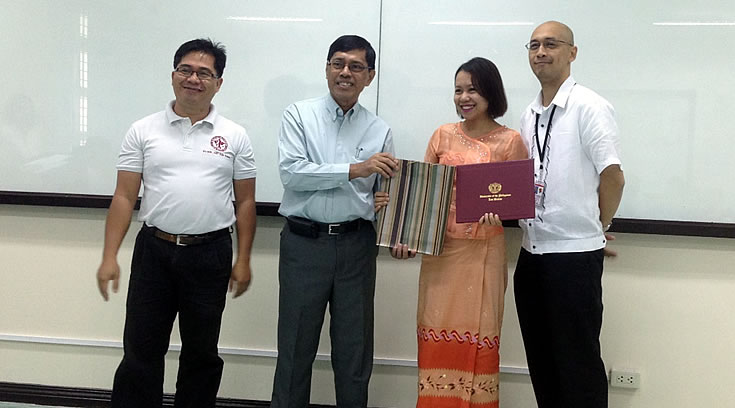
[376,159,455,256]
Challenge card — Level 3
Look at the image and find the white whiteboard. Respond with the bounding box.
[0,0,380,201]
[1,0,734,223]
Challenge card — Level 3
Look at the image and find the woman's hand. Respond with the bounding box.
[478,212,502,227]
[374,191,389,212]
[390,244,417,259]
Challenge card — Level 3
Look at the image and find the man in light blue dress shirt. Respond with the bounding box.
[270,35,398,408]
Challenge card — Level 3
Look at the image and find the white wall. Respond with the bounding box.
[1,205,733,407]
[3,0,735,223]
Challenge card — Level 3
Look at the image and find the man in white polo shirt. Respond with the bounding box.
[514,21,625,408]
[95,38,256,408]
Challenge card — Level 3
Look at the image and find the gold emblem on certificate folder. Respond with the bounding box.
[488,183,502,194]
[455,159,535,222]
[479,182,512,202]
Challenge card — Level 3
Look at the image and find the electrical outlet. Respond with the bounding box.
[610,369,640,389]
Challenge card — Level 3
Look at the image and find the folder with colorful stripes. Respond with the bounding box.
[376,159,455,256]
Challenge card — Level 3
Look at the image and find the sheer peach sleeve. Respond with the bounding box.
[504,130,529,161]
[424,127,442,164]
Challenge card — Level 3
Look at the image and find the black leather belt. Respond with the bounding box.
[286,216,367,238]
[143,224,230,246]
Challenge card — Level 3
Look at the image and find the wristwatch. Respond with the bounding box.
[603,222,612,232]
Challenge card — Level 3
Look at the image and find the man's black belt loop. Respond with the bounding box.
[286,216,365,238]
[142,224,230,246]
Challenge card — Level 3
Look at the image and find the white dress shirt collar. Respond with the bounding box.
[530,76,577,114]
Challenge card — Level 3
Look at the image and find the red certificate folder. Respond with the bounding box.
[455,159,535,222]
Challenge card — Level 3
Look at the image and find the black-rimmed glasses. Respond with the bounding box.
[327,60,372,73]
[174,66,218,80]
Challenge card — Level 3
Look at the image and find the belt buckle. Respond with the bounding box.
[175,235,188,246]
[328,224,340,235]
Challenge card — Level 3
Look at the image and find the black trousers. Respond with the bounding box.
[514,248,608,408]
[111,226,232,408]
[270,220,378,408]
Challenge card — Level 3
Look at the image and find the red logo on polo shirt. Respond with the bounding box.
[210,136,228,152]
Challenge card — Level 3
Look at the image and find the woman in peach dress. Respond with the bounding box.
[403,57,528,408]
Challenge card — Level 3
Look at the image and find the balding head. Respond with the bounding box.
[527,21,578,91]
[533,21,574,45]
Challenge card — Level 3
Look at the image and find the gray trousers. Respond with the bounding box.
[270,220,378,408]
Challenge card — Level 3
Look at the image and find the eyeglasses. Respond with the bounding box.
[327,59,371,73]
[174,66,218,80]
[525,39,573,51]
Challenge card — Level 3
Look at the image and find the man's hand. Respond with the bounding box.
[390,244,417,259]
[603,233,618,257]
[97,259,120,301]
[375,191,389,212]
[229,259,252,298]
[479,212,502,227]
[96,170,140,302]
[350,153,398,179]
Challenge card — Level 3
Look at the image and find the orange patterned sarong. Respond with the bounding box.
[416,236,506,408]
[416,123,525,407]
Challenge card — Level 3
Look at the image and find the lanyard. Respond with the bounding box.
[534,105,557,170]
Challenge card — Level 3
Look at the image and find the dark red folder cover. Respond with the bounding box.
[455,159,534,222]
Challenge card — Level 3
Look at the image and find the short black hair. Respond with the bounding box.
[327,35,376,69]
[455,57,508,119]
[173,38,227,78]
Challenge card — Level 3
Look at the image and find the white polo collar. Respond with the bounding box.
[165,100,217,125]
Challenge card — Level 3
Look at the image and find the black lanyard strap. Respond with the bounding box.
[534,104,557,169]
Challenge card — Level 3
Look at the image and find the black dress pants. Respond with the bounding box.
[514,248,608,408]
[111,226,232,408]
